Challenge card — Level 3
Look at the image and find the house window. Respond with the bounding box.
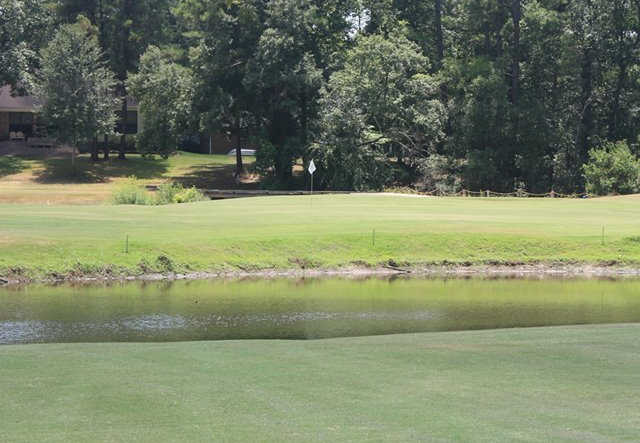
[9,112,33,125]
[116,110,138,134]
[9,112,34,136]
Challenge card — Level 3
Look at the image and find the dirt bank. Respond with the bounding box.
[2,262,640,286]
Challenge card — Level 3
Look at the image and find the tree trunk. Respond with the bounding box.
[91,136,99,161]
[235,118,244,177]
[510,0,521,106]
[578,46,595,164]
[119,95,127,160]
[117,0,133,161]
[103,134,109,160]
[434,0,444,67]
[609,63,627,140]
[71,138,77,173]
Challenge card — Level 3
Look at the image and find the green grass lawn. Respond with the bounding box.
[0,151,256,204]
[2,193,640,279]
[1,324,639,442]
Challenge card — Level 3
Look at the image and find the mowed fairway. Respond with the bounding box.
[2,194,640,277]
[1,324,639,442]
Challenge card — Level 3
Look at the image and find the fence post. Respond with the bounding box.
[486,190,490,198]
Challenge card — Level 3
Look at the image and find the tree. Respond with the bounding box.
[583,141,640,195]
[175,0,267,175]
[313,31,445,190]
[244,0,356,186]
[0,0,52,88]
[32,0,640,194]
[56,0,178,159]
[127,46,194,158]
[392,0,446,68]
[34,17,119,167]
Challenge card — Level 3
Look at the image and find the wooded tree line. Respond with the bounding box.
[3,0,640,193]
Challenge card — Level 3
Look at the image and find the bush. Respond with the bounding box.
[172,185,207,203]
[113,179,207,205]
[156,182,207,204]
[112,177,153,205]
[155,182,181,205]
[583,141,640,195]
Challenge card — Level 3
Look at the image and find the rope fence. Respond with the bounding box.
[416,189,589,198]
[146,186,589,199]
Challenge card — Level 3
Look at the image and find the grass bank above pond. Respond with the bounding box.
[1,324,639,442]
[2,193,640,280]
[0,150,257,204]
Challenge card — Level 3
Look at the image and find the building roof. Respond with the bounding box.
[0,85,138,112]
[0,85,37,112]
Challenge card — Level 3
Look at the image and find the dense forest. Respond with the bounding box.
[2,0,640,193]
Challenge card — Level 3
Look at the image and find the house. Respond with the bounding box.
[0,85,253,155]
[0,85,37,140]
[0,85,140,141]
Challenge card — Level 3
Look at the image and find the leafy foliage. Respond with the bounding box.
[33,17,119,148]
[583,141,640,195]
[155,182,207,204]
[127,46,194,158]
[313,31,445,190]
[113,179,207,205]
[0,0,52,88]
[6,0,640,193]
[112,177,153,205]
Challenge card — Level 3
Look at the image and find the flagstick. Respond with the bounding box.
[310,170,313,208]
[308,159,316,209]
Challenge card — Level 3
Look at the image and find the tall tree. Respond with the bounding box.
[56,0,178,159]
[244,0,355,185]
[314,31,445,190]
[34,17,119,167]
[127,46,194,158]
[175,0,266,175]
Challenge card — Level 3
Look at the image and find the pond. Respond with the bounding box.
[1,277,640,344]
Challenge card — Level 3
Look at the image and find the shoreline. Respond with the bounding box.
[3,262,640,286]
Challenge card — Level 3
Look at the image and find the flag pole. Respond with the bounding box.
[310,167,313,208]
[308,159,316,208]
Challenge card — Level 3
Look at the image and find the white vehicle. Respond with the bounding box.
[226,148,256,156]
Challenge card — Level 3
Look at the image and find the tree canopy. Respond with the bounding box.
[7,0,640,194]
[34,17,119,165]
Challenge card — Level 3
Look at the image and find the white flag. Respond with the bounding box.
[308,159,316,175]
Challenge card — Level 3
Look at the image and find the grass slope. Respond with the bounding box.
[1,324,639,442]
[1,194,640,279]
[0,151,256,204]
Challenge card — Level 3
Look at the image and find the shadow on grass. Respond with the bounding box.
[173,163,260,190]
[34,156,169,184]
[0,156,26,177]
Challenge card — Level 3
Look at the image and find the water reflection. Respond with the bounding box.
[1,277,639,344]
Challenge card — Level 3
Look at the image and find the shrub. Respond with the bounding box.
[112,177,153,205]
[156,182,207,204]
[583,141,640,195]
[172,185,207,203]
[155,182,182,205]
[113,180,207,205]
